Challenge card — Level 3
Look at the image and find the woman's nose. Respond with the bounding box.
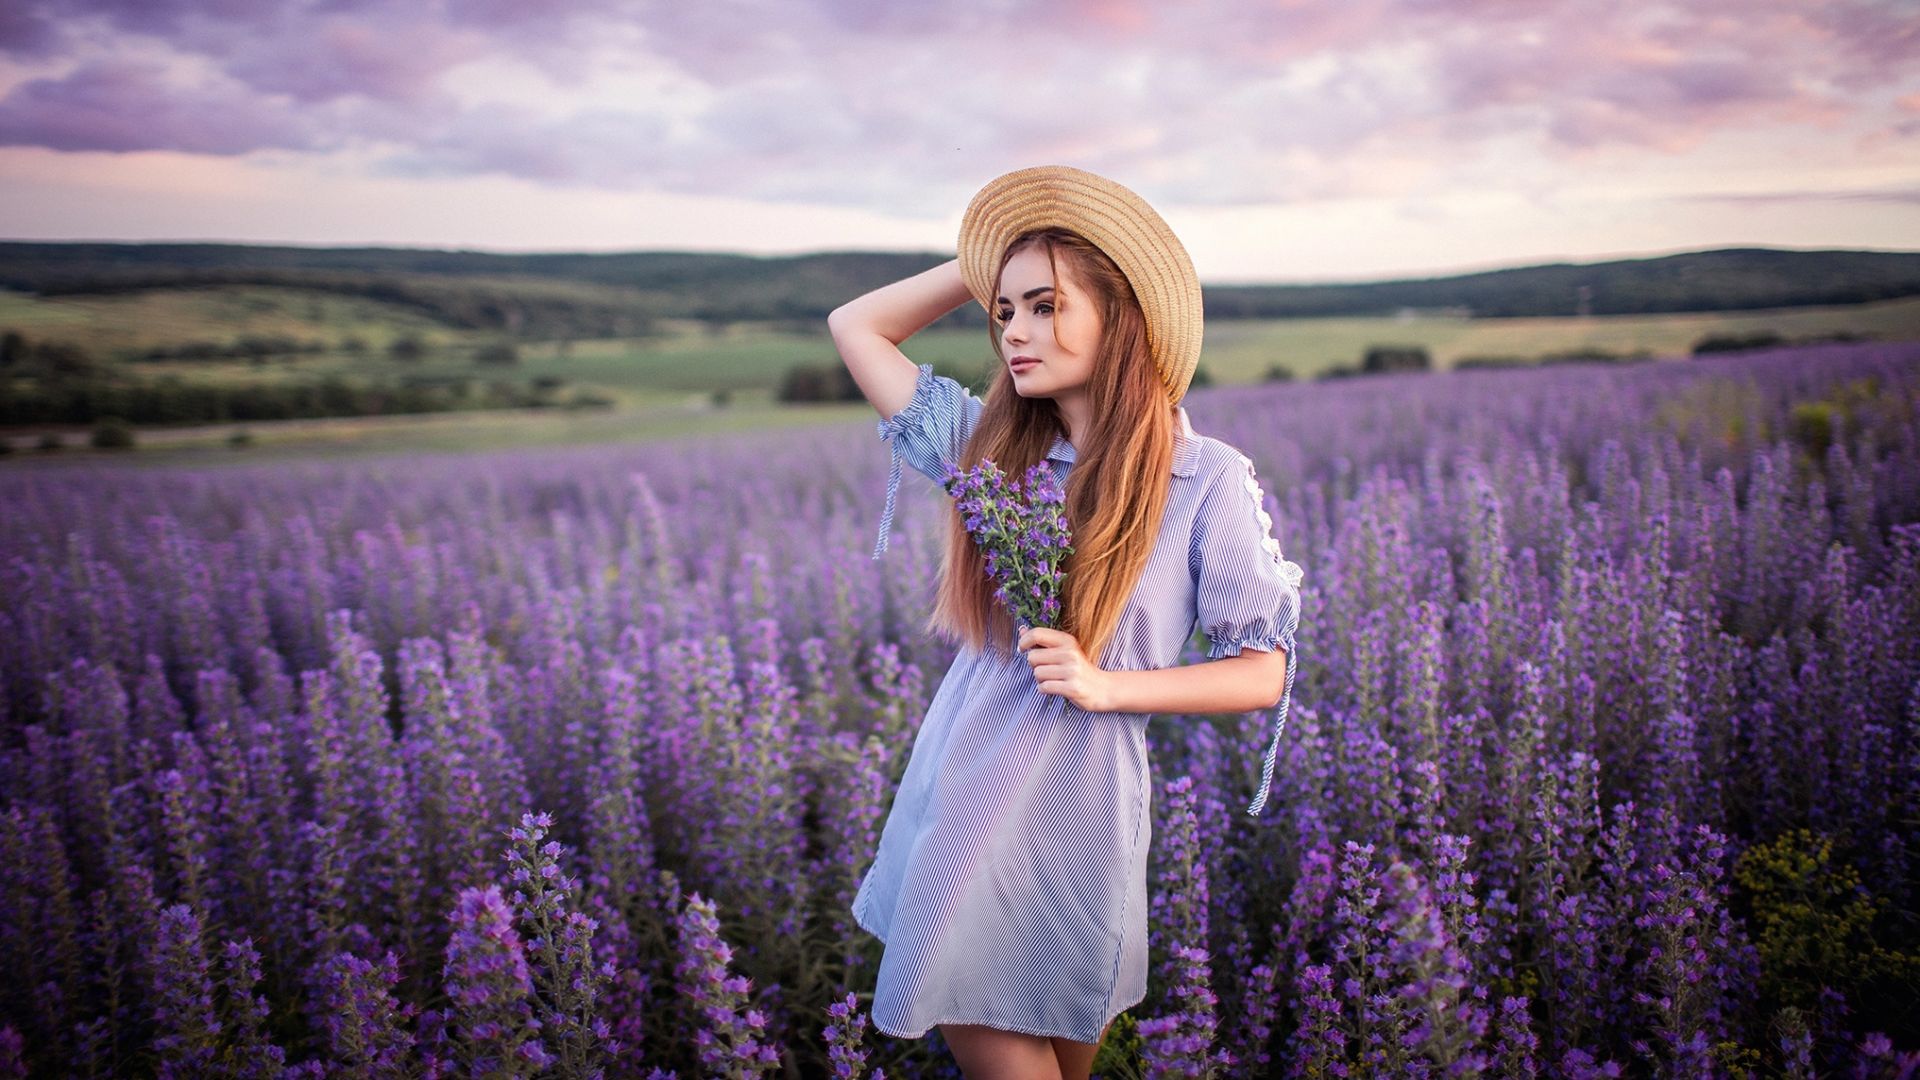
[1003,311,1029,345]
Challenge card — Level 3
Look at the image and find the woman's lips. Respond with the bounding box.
[1010,356,1041,373]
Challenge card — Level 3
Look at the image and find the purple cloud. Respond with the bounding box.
[0,58,322,154]
[0,0,1910,210]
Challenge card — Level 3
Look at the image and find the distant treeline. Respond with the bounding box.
[0,372,609,427]
[16,268,658,340]
[2,243,1916,331]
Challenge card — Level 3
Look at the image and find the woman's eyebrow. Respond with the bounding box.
[996,286,1056,303]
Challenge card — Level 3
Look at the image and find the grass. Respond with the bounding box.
[3,285,1918,465]
[1,398,878,468]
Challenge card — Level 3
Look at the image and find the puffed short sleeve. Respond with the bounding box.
[1189,450,1305,817]
[872,363,984,559]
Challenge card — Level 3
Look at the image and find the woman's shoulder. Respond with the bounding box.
[1182,430,1262,487]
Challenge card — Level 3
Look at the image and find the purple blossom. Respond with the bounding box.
[443,884,553,1075]
[672,885,782,1079]
[940,457,1073,636]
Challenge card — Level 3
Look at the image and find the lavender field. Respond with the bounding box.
[2,340,1918,1078]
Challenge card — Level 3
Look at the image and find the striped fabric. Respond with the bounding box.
[856,363,1304,1045]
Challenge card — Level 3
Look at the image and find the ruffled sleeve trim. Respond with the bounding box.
[872,363,937,560]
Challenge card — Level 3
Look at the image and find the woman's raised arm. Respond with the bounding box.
[827,258,976,420]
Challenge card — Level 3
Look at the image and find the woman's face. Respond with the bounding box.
[994,243,1103,404]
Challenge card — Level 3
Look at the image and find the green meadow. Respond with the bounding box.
[4,282,1919,462]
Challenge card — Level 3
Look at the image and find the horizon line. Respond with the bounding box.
[1,238,1917,290]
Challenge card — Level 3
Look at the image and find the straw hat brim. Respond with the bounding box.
[957,165,1204,405]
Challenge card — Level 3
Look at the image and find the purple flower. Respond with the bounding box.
[941,457,1073,635]
[673,886,782,1078]
[443,884,553,1074]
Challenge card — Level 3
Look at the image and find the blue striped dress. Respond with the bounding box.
[853,363,1304,1045]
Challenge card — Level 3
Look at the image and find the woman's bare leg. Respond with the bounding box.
[1050,1018,1113,1080]
[940,1023,1063,1080]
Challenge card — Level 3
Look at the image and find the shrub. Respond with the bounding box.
[1263,363,1296,383]
[227,429,254,448]
[1538,346,1649,366]
[1362,344,1431,374]
[1453,355,1530,371]
[475,342,520,366]
[35,432,62,451]
[563,391,615,411]
[1692,331,1783,355]
[89,417,136,449]
[1731,829,1920,1022]
[389,335,428,362]
[1789,402,1835,458]
[778,363,861,403]
[35,341,99,378]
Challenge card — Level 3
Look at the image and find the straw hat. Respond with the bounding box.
[957,164,1204,405]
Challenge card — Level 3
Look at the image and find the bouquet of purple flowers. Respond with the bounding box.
[941,458,1074,630]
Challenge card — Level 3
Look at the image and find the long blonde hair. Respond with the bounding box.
[927,227,1176,665]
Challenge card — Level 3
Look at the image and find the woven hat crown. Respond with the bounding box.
[957,165,1204,405]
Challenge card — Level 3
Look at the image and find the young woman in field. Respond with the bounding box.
[828,165,1304,1080]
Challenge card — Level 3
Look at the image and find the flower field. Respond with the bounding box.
[2,340,1918,1077]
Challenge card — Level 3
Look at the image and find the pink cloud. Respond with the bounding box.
[0,0,1909,212]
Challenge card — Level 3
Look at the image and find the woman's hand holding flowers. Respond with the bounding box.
[1017,625,1115,712]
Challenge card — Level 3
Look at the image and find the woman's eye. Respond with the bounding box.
[1035,302,1054,316]
[996,309,1014,323]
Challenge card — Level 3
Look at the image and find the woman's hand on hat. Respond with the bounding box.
[1018,626,1115,712]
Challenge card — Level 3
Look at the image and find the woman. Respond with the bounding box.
[828,165,1304,1080]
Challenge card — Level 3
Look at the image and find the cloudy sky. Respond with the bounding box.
[0,0,1915,282]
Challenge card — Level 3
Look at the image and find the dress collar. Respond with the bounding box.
[1044,406,1201,477]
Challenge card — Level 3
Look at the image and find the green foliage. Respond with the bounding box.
[1693,330,1785,355]
[1731,829,1920,1019]
[88,416,135,449]
[227,428,254,448]
[777,362,861,403]
[1790,402,1835,457]
[0,370,574,426]
[1362,344,1431,374]
[1537,346,1653,365]
[0,331,99,378]
[1263,362,1296,382]
[1710,1037,1765,1078]
[563,390,615,411]
[1782,377,1883,460]
[475,341,519,366]
[1189,363,1213,389]
[388,334,428,362]
[141,335,326,362]
[1089,1010,1144,1078]
[7,243,1918,328]
[1453,354,1530,370]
